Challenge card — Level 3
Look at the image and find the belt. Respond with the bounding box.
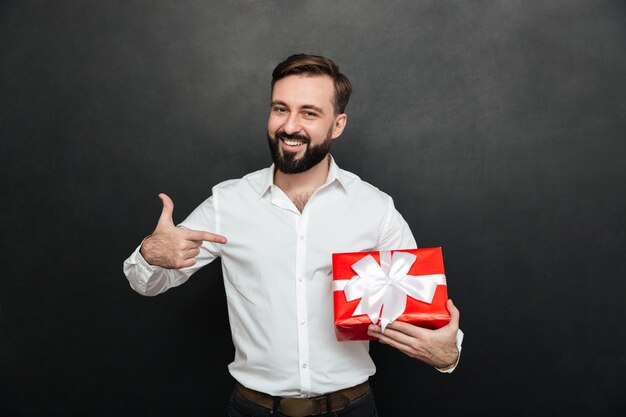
[234,380,370,417]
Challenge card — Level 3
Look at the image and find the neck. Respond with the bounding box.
[273,155,331,195]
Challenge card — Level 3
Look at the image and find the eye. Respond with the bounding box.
[303,111,318,118]
[272,106,288,114]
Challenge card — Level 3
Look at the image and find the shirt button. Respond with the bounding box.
[298,276,303,282]
[298,235,304,240]
[300,320,306,325]
[302,363,307,369]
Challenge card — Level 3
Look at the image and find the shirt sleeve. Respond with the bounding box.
[122,195,221,296]
[375,195,465,373]
[436,329,464,373]
[376,195,417,250]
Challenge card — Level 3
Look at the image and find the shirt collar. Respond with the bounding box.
[257,154,351,198]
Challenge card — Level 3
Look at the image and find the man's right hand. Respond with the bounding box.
[139,193,227,269]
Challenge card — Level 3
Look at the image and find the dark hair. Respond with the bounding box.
[272,54,352,115]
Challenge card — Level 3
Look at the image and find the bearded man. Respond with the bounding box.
[124,54,463,417]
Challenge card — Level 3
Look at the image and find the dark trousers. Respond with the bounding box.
[227,388,379,417]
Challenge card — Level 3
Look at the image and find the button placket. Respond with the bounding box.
[294,210,311,394]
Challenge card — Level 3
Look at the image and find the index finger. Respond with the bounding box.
[183,229,227,244]
[383,320,428,337]
[368,322,426,348]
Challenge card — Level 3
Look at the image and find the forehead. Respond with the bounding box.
[271,74,335,110]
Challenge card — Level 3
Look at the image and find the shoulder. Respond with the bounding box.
[338,166,393,206]
[213,168,269,191]
[211,167,270,195]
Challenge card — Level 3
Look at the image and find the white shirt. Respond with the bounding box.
[123,156,459,397]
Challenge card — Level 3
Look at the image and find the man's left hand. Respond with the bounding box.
[367,299,460,369]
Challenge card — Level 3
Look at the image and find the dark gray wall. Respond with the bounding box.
[1,1,625,416]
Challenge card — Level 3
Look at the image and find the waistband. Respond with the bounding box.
[234,380,370,417]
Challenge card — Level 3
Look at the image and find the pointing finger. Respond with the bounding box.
[184,229,227,244]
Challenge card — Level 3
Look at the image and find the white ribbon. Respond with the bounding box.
[333,251,446,332]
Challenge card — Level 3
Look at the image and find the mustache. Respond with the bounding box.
[275,131,311,143]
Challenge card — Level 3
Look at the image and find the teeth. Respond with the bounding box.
[284,139,304,146]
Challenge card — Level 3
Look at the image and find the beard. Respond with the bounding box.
[267,128,333,174]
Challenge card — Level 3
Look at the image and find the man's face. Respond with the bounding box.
[267,74,346,174]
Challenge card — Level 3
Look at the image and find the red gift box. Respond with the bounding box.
[332,247,451,341]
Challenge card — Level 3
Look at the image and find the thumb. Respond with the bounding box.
[447,298,460,326]
[156,193,175,227]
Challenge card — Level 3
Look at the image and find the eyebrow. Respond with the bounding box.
[271,100,325,116]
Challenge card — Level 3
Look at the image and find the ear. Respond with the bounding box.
[331,113,348,139]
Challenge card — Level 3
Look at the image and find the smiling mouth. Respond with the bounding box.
[281,138,307,147]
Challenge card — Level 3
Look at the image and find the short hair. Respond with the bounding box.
[271,54,352,115]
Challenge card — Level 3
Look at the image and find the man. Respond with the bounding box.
[123,54,463,417]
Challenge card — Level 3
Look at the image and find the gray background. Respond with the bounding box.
[1,0,625,415]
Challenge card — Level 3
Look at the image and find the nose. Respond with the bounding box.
[282,113,302,135]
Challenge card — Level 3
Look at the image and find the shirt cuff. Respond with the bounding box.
[124,238,160,293]
[436,329,464,374]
